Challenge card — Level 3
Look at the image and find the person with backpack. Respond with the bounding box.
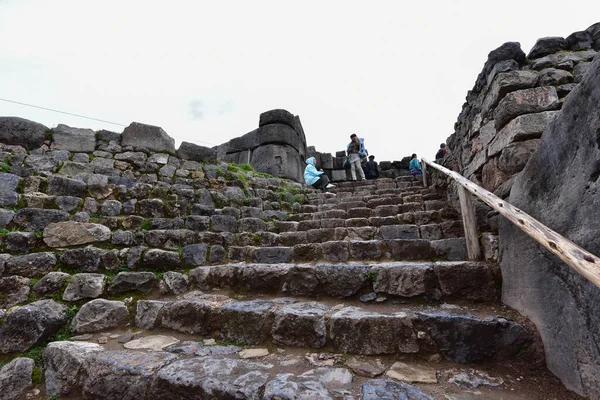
[346,133,367,181]
[435,143,447,164]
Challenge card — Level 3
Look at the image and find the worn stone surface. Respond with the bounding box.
[501,55,600,398]
[329,307,418,355]
[81,350,177,400]
[218,300,273,345]
[0,357,34,400]
[315,263,368,297]
[135,300,168,330]
[415,312,529,363]
[264,367,353,400]
[123,335,179,351]
[386,361,437,384]
[272,301,329,348]
[177,141,217,162]
[44,341,103,396]
[71,299,129,333]
[44,221,111,247]
[32,271,70,295]
[143,249,181,270]
[13,208,69,232]
[52,124,96,152]
[5,252,57,277]
[122,122,176,154]
[345,357,386,378]
[527,36,567,59]
[372,263,437,298]
[149,357,271,400]
[159,271,189,295]
[0,300,68,353]
[108,271,157,294]
[494,86,560,130]
[362,379,434,400]
[62,273,107,301]
[0,276,30,308]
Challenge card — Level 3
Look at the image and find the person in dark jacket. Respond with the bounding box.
[435,143,447,164]
[363,155,379,180]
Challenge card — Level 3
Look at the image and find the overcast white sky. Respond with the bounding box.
[0,1,597,162]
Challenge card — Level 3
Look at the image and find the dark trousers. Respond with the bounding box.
[311,174,330,192]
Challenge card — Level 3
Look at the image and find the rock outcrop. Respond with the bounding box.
[500,53,600,398]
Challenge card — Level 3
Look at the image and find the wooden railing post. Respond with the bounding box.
[421,157,600,289]
[457,185,481,260]
[421,160,428,188]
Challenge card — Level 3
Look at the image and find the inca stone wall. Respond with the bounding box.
[444,22,600,397]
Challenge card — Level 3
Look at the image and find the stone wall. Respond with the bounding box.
[444,23,600,397]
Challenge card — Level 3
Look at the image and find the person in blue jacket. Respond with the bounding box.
[409,153,423,180]
[304,157,335,193]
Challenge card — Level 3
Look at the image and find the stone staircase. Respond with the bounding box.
[0,138,582,399]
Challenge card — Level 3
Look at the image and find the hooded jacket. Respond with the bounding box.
[304,157,323,185]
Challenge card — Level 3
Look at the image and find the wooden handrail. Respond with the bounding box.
[422,157,600,290]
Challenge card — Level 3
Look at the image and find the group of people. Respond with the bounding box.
[304,134,447,193]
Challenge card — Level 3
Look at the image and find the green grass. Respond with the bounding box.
[140,219,152,231]
[365,270,377,283]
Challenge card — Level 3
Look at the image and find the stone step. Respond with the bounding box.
[190,261,496,301]
[39,336,567,400]
[132,294,527,360]
[1,235,469,280]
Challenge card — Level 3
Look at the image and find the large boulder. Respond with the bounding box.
[0,276,30,308]
[121,122,176,154]
[251,143,304,183]
[0,357,34,400]
[500,54,600,398]
[259,109,296,128]
[0,300,68,353]
[494,86,560,130]
[177,141,217,163]
[0,117,48,149]
[52,124,96,152]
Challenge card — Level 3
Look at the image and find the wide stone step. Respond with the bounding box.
[133,294,527,360]
[189,261,496,301]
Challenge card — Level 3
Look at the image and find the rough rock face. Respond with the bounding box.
[122,122,176,154]
[501,54,600,398]
[44,341,103,396]
[70,299,129,333]
[177,141,217,163]
[0,117,48,149]
[0,300,68,353]
[0,357,34,400]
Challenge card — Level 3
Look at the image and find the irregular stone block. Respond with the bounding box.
[414,312,529,363]
[14,208,69,232]
[379,225,419,240]
[32,271,70,296]
[149,357,270,400]
[122,122,176,154]
[71,299,129,334]
[0,276,30,308]
[44,221,110,247]
[160,300,214,335]
[481,70,538,115]
[218,300,273,345]
[5,252,57,277]
[108,272,157,294]
[0,300,68,353]
[52,124,96,152]
[43,341,103,397]
[527,36,567,59]
[63,273,107,301]
[315,263,368,297]
[143,249,181,270]
[434,262,496,301]
[362,379,435,400]
[253,247,291,263]
[431,238,468,261]
[135,300,168,330]
[177,141,216,163]
[372,262,437,297]
[0,117,48,149]
[81,350,177,399]
[272,302,329,348]
[537,68,573,87]
[0,357,34,400]
[494,86,560,130]
[329,307,417,355]
[348,241,381,260]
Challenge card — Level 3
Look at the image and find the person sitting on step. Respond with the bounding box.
[304,157,335,193]
[409,153,423,181]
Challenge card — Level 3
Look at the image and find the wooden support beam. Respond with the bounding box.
[421,160,428,188]
[422,157,600,289]
[458,185,481,260]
